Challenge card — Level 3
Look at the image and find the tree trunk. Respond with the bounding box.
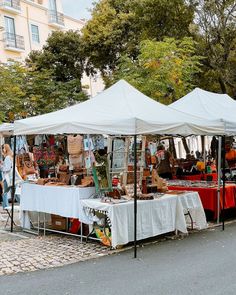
[181,137,190,155]
[169,137,177,159]
[218,76,227,94]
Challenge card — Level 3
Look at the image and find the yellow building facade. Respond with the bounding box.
[0,0,85,62]
[0,0,104,96]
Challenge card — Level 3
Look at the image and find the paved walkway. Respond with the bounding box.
[0,207,112,276]
[1,223,236,295]
[0,234,110,276]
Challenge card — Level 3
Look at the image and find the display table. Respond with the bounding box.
[20,183,95,229]
[168,183,236,219]
[81,192,207,248]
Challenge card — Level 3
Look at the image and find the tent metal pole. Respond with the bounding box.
[222,136,226,230]
[203,136,206,167]
[134,135,137,258]
[217,136,222,224]
[10,135,16,233]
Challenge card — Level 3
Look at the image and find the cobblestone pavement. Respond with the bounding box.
[0,207,112,277]
[0,235,111,276]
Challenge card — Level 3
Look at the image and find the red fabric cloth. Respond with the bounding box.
[202,173,218,181]
[168,184,236,219]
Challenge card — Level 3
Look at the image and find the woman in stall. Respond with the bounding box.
[0,144,23,208]
[156,144,174,179]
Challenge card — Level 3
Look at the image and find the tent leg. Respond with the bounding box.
[134,135,137,258]
[11,136,16,233]
[217,137,222,224]
[222,136,226,231]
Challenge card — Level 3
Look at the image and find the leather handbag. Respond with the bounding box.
[23,161,36,175]
[67,135,83,155]
[37,178,49,185]
[73,164,83,173]
[59,165,68,172]
[58,173,71,185]
[80,176,94,187]
[69,154,83,165]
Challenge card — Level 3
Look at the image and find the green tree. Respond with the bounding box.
[82,0,195,74]
[0,61,86,121]
[27,30,88,103]
[191,0,236,97]
[110,37,203,104]
[0,62,27,121]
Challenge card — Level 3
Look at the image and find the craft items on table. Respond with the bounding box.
[124,184,154,200]
[167,179,236,220]
[151,169,168,192]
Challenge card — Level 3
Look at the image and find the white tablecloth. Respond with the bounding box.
[21,183,95,228]
[81,192,207,248]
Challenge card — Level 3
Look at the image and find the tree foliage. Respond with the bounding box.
[0,61,87,122]
[110,38,202,104]
[82,0,195,73]
[27,30,88,103]
[191,0,236,97]
[0,63,27,121]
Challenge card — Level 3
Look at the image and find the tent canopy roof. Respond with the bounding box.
[14,80,224,136]
[0,123,14,136]
[170,88,236,135]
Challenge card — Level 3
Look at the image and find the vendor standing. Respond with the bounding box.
[156,145,174,179]
[0,144,22,208]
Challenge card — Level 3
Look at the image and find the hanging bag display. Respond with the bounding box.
[67,135,83,155]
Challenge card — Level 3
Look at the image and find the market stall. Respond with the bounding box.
[170,87,236,224]
[13,80,228,257]
[168,180,236,220]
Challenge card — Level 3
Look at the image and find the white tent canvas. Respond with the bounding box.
[170,88,236,135]
[14,80,224,136]
[0,123,14,136]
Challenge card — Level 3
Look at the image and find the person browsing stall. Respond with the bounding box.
[0,144,23,208]
[156,144,174,179]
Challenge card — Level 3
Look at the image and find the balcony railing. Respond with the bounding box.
[0,0,21,12]
[48,10,64,27]
[3,32,25,51]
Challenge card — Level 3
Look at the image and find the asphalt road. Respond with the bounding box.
[1,223,236,295]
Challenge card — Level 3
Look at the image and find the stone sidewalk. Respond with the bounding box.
[0,208,112,276]
[0,234,110,276]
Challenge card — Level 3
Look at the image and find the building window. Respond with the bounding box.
[31,24,40,43]
[5,16,16,36]
[4,16,16,47]
[49,0,57,11]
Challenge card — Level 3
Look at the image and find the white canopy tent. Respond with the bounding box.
[170,87,236,135]
[12,81,229,257]
[0,123,14,136]
[14,80,225,136]
[170,87,236,224]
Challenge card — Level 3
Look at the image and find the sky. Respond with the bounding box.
[61,0,97,20]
